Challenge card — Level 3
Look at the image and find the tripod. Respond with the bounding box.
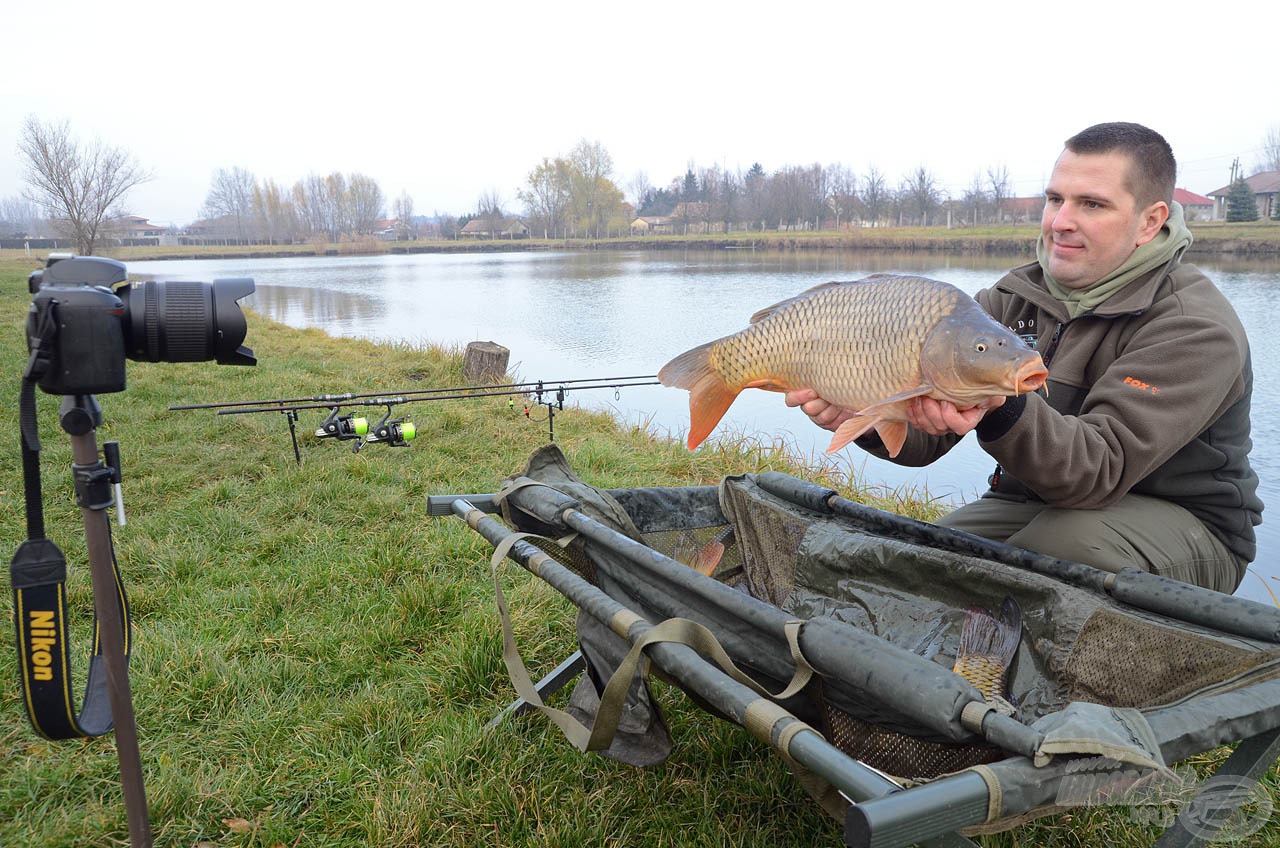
[47,395,151,847]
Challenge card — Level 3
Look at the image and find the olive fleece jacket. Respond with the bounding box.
[863,258,1263,563]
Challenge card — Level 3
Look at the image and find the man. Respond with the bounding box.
[787,122,1261,594]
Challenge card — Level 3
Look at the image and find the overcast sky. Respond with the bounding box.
[3,0,1275,226]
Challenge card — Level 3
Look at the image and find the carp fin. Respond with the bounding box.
[748,280,854,324]
[952,596,1023,703]
[659,342,740,449]
[826,416,909,458]
[875,421,909,457]
[856,384,934,415]
[742,377,791,393]
[827,415,878,454]
[958,597,1023,669]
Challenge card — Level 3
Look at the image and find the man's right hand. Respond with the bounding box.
[785,390,1007,438]
[784,389,857,432]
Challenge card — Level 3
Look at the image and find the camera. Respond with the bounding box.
[27,254,256,395]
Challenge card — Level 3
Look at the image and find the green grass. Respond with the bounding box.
[0,257,1276,847]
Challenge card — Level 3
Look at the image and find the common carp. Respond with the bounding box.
[953,596,1022,705]
[658,275,1048,456]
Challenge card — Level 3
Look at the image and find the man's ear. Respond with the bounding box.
[1135,201,1170,247]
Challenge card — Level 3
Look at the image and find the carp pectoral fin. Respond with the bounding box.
[874,421,909,458]
[686,372,740,449]
[856,384,934,415]
[827,415,878,453]
[742,378,791,393]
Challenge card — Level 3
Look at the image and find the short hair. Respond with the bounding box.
[1064,122,1176,208]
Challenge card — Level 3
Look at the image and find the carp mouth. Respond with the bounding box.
[1012,358,1049,395]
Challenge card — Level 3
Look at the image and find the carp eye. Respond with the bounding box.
[975,342,988,353]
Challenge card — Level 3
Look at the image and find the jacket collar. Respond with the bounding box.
[996,257,1180,321]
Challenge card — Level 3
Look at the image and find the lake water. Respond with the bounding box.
[129,249,1280,602]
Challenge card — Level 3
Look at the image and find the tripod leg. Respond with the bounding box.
[69,426,152,848]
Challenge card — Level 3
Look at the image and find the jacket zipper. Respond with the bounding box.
[989,320,1065,490]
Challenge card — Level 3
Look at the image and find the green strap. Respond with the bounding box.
[488,531,816,754]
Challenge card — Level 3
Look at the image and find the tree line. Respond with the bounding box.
[8,117,1280,254]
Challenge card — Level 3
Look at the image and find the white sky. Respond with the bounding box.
[2,0,1275,226]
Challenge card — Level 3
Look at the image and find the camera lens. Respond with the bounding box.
[118,278,256,365]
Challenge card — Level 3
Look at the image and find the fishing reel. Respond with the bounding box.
[315,409,369,442]
[364,410,416,448]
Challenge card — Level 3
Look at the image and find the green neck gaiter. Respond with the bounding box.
[1038,200,1192,319]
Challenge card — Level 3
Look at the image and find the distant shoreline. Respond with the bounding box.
[11,222,1280,264]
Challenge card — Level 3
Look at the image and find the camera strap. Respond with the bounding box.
[10,306,131,740]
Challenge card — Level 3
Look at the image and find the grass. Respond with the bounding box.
[0,256,1277,847]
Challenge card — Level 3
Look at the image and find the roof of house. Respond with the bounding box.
[1207,171,1280,197]
[1174,188,1214,206]
[460,216,525,233]
[999,197,1045,212]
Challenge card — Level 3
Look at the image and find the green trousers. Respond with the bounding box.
[937,493,1245,595]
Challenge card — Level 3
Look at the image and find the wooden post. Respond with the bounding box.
[463,341,510,383]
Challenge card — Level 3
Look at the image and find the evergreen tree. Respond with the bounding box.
[1226,177,1259,222]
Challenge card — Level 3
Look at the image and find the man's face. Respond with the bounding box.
[1041,150,1169,289]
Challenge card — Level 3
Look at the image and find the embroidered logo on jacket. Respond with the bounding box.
[1123,376,1160,395]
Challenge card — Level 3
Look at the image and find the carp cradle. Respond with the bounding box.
[431,445,1280,847]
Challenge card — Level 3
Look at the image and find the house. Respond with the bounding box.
[118,216,169,238]
[1173,188,1215,222]
[375,217,414,241]
[669,202,712,234]
[1207,171,1280,221]
[631,216,673,235]
[996,197,1044,224]
[459,217,529,239]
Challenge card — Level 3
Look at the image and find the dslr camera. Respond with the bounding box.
[27,254,256,395]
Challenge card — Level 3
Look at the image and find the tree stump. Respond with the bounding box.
[463,341,510,383]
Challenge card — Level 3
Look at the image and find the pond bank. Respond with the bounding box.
[45,221,1280,264]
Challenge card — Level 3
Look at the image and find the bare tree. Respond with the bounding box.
[292,174,328,240]
[962,173,988,226]
[477,190,506,238]
[627,170,653,213]
[0,195,43,237]
[345,173,385,235]
[202,166,256,242]
[901,166,941,226]
[987,165,1011,223]
[323,173,349,240]
[17,116,151,255]
[567,139,616,237]
[860,166,888,226]
[252,178,297,244]
[520,157,572,238]
[392,191,415,239]
[1256,126,1280,174]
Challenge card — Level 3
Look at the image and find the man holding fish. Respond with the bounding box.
[663,123,1260,594]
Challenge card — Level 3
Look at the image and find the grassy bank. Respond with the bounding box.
[9,218,1280,266]
[0,256,1275,847]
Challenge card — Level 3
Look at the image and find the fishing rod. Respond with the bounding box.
[168,374,659,413]
[171,375,660,464]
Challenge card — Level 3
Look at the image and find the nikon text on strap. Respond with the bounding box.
[11,315,131,740]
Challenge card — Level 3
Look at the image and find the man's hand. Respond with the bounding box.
[785,389,1006,437]
[784,389,856,432]
[905,395,1005,436]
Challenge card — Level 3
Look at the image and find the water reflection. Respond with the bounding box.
[129,249,1280,602]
